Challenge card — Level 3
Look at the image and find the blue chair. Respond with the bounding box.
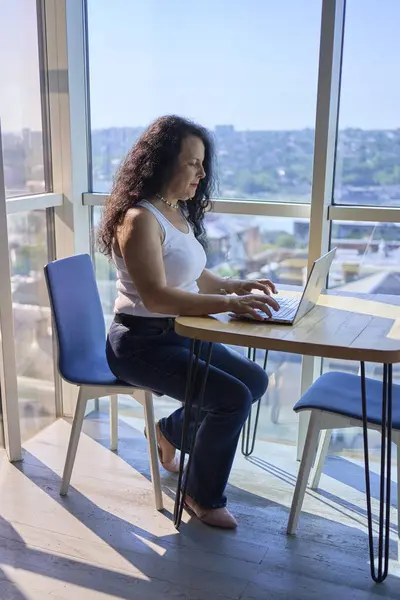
[44,254,163,509]
[287,371,400,559]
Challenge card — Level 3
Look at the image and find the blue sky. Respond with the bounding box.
[87,0,400,131]
[0,0,42,132]
[1,1,400,132]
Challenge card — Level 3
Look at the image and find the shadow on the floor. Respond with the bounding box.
[247,455,399,537]
[0,519,34,599]
[15,450,239,599]
[322,454,398,507]
[83,413,400,563]
[6,413,399,598]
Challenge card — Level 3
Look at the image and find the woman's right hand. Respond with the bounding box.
[227,293,280,321]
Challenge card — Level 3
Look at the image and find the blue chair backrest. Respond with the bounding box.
[44,254,107,383]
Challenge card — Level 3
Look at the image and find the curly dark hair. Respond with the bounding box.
[98,115,216,257]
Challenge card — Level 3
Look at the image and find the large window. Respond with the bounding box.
[334,0,400,206]
[7,210,56,441]
[87,0,321,201]
[0,1,47,198]
[85,1,400,465]
[88,0,320,448]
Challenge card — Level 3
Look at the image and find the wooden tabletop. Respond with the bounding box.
[175,291,400,363]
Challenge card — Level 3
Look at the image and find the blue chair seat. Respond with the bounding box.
[294,371,400,430]
[61,353,127,387]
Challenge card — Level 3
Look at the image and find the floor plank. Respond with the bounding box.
[0,413,398,599]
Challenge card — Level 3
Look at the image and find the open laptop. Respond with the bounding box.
[230,248,337,325]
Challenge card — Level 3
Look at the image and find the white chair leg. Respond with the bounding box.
[143,390,163,511]
[60,388,88,496]
[297,411,310,461]
[287,412,321,535]
[397,443,400,563]
[110,394,118,451]
[310,429,332,490]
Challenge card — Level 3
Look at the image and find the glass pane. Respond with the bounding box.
[7,210,56,441]
[328,221,400,294]
[323,217,400,460]
[334,1,400,206]
[0,0,46,197]
[93,207,308,446]
[88,0,321,201]
[322,359,400,461]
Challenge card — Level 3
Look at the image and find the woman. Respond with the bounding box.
[99,115,279,529]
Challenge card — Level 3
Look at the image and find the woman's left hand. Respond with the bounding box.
[227,279,278,297]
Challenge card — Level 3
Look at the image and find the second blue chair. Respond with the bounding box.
[287,370,400,563]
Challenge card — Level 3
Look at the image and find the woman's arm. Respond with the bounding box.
[198,269,278,297]
[197,269,233,295]
[116,209,278,318]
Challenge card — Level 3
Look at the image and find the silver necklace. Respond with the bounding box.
[156,193,179,210]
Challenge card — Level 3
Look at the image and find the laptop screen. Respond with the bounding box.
[293,248,337,323]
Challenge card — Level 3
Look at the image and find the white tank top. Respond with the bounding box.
[112,200,207,318]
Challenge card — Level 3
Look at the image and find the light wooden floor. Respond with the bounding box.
[0,412,399,599]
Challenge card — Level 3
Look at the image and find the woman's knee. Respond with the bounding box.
[203,371,252,417]
[254,365,269,400]
[242,360,269,401]
[224,379,254,417]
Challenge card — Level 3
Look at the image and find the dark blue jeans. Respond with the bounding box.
[106,315,269,509]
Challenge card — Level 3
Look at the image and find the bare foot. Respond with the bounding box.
[184,495,237,529]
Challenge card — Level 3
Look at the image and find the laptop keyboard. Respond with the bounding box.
[231,295,300,322]
[270,296,299,320]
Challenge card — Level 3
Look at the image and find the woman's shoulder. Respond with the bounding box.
[119,204,165,245]
[124,204,159,229]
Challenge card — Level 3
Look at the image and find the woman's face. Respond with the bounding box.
[164,135,206,201]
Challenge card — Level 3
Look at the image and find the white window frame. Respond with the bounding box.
[297,0,345,458]
[0,123,22,461]
[42,0,92,417]
[5,193,63,214]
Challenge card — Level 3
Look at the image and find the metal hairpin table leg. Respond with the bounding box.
[241,348,268,457]
[173,339,213,530]
[360,361,393,583]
